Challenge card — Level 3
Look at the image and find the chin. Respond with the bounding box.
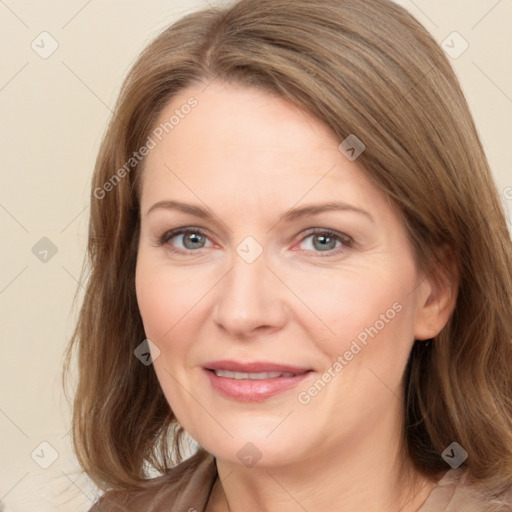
[192,420,309,468]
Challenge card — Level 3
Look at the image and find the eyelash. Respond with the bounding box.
[157,227,353,257]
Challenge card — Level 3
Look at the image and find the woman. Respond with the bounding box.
[63,0,512,510]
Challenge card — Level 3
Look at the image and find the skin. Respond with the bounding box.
[135,81,457,512]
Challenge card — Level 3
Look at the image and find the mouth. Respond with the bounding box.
[203,360,313,401]
[211,370,302,379]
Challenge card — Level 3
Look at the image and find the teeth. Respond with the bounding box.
[213,370,297,380]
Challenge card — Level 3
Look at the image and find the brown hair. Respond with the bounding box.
[63,0,512,503]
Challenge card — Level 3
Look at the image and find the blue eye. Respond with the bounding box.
[297,229,352,255]
[158,227,352,256]
[160,228,212,251]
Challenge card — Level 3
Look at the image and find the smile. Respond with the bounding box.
[203,360,313,401]
[212,370,300,380]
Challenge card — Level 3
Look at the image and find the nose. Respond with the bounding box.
[212,247,288,338]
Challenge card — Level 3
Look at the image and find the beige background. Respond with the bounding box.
[0,0,511,510]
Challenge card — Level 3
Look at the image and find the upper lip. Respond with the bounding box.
[204,360,311,374]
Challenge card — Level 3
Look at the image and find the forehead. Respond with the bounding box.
[140,82,385,217]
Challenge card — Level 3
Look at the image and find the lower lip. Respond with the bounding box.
[204,369,312,402]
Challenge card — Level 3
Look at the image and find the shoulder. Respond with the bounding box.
[419,468,512,512]
[88,447,217,512]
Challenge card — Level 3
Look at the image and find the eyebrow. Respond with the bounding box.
[146,200,375,224]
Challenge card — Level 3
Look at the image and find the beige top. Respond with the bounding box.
[89,448,509,511]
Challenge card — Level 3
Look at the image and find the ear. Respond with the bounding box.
[413,245,459,341]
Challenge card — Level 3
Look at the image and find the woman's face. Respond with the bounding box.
[135,81,437,467]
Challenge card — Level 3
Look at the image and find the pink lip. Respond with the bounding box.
[203,360,312,402]
[204,360,310,373]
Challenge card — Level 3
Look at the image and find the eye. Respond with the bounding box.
[159,228,213,252]
[157,227,353,256]
[296,229,352,255]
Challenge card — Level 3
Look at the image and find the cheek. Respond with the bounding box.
[135,256,210,340]
[288,263,418,379]
[289,264,413,338]
[135,257,203,408]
